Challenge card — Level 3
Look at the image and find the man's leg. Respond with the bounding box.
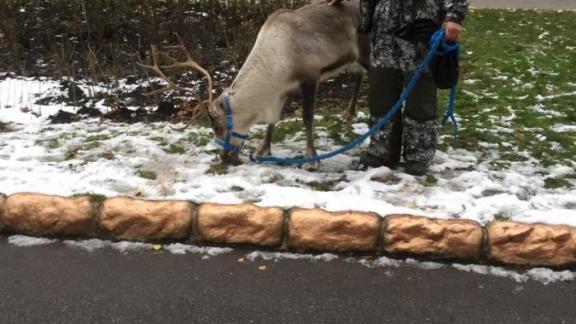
[360,67,404,168]
[402,70,439,176]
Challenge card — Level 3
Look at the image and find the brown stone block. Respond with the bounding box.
[100,197,193,241]
[487,221,576,266]
[384,215,483,260]
[197,203,284,246]
[288,208,381,252]
[0,193,6,232]
[1,193,95,236]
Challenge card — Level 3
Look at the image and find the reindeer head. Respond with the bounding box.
[138,35,241,164]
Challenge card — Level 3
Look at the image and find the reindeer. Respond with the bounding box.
[141,1,369,168]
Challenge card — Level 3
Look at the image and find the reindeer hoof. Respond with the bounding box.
[254,147,272,158]
[341,108,358,122]
[302,161,320,171]
[341,111,355,123]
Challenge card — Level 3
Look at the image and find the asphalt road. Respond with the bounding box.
[471,0,576,10]
[1,238,575,324]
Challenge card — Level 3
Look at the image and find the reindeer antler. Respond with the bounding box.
[138,34,214,129]
[162,34,214,104]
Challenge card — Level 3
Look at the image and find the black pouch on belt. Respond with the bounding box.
[396,19,460,89]
[429,42,459,89]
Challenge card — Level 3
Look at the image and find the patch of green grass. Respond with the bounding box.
[494,214,511,222]
[544,177,573,189]
[164,142,187,154]
[0,121,15,132]
[85,134,110,142]
[136,169,158,180]
[35,138,62,149]
[443,9,576,167]
[186,133,211,147]
[64,146,80,160]
[83,141,102,150]
[317,114,357,146]
[423,174,438,187]
[207,163,229,175]
[98,151,115,160]
[272,120,303,142]
[489,160,512,170]
[306,181,334,192]
[299,176,345,192]
[149,136,169,146]
[40,127,56,133]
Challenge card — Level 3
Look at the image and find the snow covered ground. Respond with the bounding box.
[1,76,575,227]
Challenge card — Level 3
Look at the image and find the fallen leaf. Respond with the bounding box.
[258,265,267,271]
[152,244,162,251]
[237,257,245,263]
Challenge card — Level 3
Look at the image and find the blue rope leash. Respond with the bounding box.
[249,29,459,165]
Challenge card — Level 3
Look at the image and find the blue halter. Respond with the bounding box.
[214,94,249,152]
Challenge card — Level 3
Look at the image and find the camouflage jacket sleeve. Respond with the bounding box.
[444,0,469,24]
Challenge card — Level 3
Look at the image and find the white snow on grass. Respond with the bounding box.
[552,124,576,133]
[8,235,57,247]
[0,76,575,226]
[0,77,61,124]
[535,91,576,102]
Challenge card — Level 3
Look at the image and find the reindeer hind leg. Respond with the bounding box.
[342,72,364,122]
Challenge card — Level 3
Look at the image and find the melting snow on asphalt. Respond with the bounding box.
[5,235,575,285]
[7,235,57,247]
[350,256,575,285]
[5,234,233,257]
[63,239,233,257]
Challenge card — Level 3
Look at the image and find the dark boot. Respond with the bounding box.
[403,117,438,176]
[360,116,402,168]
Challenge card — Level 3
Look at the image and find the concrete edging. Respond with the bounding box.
[0,192,575,267]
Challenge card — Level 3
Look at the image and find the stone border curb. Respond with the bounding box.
[1,192,575,267]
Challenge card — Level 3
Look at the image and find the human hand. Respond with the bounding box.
[443,21,463,42]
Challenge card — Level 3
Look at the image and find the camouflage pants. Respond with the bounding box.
[365,66,439,166]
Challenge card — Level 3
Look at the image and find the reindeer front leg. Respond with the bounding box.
[255,124,275,157]
[301,80,319,170]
